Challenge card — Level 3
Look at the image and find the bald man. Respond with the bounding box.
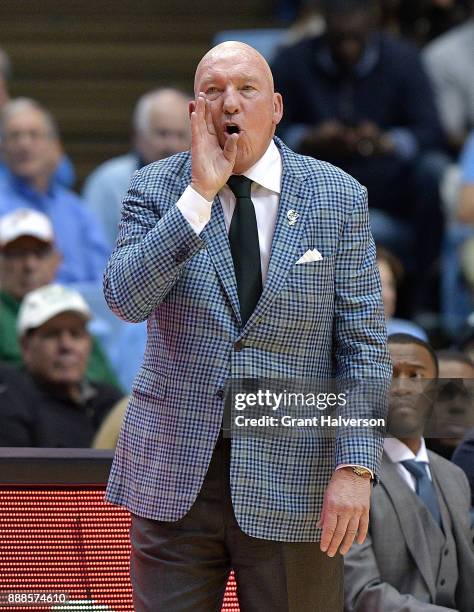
[104,42,391,611]
[83,88,191,245]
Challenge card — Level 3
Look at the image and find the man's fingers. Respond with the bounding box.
[319,510,337,553]
[203,96,217,136]
[356,510,369,545]
[223,133,239,163]
[338,516,359,556]
[325,515,350,557]
[190,95,206,140]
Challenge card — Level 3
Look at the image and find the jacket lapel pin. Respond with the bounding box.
[287,209,299,226]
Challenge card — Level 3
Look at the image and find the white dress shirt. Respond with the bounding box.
[176,139,372,477]
[384,437,432,491]
[176,140,281,283]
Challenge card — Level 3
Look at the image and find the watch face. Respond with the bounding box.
[354,467,371,478]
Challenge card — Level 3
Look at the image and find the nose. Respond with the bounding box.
[222,86,240,116]
[58,330,76,351]
[21,252,41,271]
[391,375,415,395]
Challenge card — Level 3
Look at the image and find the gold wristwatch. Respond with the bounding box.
[351,466,373,480]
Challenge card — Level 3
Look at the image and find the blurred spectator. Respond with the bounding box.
[380,0,471,47]
[91,396,128,449]
[452,426,474,511]
[456,311,474,362]
[457,131,474,223]
[279,0,325,46]
[423,3,474,154]
[344,333,474,611]
[272,0,446,315]
[427,350,474,459]
[0,49,75,188]
[0,208,119,387]
[0,285,124,447]
[441,132,474,333]
[0,360,33,435]
[376,246,428,339]
[82,88,191,246]
[0,98,108,282]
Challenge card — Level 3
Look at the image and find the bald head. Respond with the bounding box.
[133,87,191,163]
[192,40,283,174]
[194,42,275,96]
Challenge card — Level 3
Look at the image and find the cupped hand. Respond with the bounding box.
[190,93,239,201]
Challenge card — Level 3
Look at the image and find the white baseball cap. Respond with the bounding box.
[17,284,92,336]
[0,208,54,248]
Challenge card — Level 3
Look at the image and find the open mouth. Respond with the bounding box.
[225,124,241,135]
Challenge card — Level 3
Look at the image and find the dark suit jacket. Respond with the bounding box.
[272,32,442,216]
[452,427,474,508]
[344,450,474,611]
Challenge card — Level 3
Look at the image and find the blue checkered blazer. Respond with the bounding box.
[104,137,392,541]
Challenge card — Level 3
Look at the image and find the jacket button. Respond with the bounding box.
[216,389,225,400]
[234,340,245,352]
[174,248,189,263]
[444,549,448,556]
[439,579,445,586]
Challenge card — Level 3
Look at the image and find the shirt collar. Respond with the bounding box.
[384,436,429,464]
[7,171,56,200]
[240,139,282,194]
[32,373,97,406]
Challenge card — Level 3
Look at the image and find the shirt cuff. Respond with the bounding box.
[335,464,374,479]
[176,185,213,235]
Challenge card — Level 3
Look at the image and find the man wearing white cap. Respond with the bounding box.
[0,284,123,447]
[0,208,119,386]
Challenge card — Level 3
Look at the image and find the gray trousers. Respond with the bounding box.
[130,433,343,611]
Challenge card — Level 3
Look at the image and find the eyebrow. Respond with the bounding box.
[394,361,430,370]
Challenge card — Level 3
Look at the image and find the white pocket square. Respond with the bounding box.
[295,248,323,264]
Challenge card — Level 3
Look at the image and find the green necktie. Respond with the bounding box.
[227,175,262,326]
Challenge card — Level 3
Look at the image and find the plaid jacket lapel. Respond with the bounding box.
[179,157,241,324]
[239,139,312,336]
[201,194,241,324]
[179,139,318,334]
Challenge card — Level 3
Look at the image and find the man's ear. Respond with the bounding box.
[189,100,196,119]
[273,92,283,126]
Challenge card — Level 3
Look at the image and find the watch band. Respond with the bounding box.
[352,466,373,479]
